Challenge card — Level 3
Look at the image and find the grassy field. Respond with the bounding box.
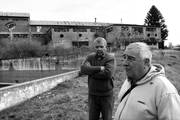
[152,49,180,93]
[0,49,180,120]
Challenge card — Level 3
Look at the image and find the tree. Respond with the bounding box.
[144,5,168,49]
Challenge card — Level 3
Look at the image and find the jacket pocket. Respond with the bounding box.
[137,100,157,119]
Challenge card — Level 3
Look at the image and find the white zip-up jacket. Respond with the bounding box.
[115,64,180,120]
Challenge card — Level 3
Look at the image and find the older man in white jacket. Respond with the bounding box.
[115,42,180,120]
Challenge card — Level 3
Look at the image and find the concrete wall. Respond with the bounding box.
[0,58,56,71]
[0,70,80,111]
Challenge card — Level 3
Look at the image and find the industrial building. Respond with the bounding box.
[0,12,161,48]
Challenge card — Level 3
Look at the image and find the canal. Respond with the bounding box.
[0,57,83,84]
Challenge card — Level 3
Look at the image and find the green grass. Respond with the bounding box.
[152,49,180,93]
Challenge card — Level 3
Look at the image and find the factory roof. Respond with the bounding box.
[0,12,30,17]
[30,20,110,26]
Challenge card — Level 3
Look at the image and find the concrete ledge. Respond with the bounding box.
[0,83,16,88]
[0,70,80,111]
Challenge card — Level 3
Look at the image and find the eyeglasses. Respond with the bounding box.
[95,46,104,49]
[122,54,136,62]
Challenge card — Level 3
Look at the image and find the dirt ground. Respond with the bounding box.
[0,49,180,120]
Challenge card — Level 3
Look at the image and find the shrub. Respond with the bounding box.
[52,46,72,56]
[0,39,95,59]
[0,40,45,59]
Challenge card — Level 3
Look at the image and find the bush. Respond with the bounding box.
[46,45,93,57]
[80,46,93,53]
[50,46,73,56]
[0,40,45,59]
[0,39,94,59]
[0,39,8,48]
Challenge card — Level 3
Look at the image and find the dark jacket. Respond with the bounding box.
[80,52,116,96]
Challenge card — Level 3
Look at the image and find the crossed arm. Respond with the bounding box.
[80,57,115,80]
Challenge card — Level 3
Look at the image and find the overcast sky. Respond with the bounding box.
[0,0,179,46]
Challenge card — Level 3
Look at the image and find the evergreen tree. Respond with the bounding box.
[144,5,168,49]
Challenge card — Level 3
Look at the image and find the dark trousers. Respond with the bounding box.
[88,94,114,120]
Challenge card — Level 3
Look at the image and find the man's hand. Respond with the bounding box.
[81,59,91,66]
[100,66,105,71]
[85,62,91,66]
[82,60,91,66]
[82,59,105,73]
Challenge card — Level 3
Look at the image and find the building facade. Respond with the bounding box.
[30,20,108,48]
[0,12,30,42]
[0,12,161,48]
[106,24,161,49]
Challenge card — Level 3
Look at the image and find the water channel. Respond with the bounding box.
[0,57,83,83]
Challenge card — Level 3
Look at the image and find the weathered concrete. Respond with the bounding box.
[0,83,16,88]
[0,70,80,111]
[0,58,56,71]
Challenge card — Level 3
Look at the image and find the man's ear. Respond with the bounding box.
[144,58,150,67]
[105,46,107,51]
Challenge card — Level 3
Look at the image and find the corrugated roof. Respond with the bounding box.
[0,12,30,17]
[111,24,148,27]
[30,20,110,26]
[30,20,147,27]
[111,24,158,28]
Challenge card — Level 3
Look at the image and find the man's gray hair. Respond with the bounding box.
[125,42,152,61]
[93,37,107,46]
